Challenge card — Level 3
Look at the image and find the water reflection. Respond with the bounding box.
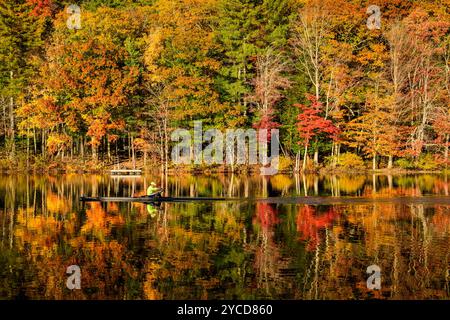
[0,173,449,299]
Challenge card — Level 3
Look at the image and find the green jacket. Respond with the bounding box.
[147,185,159,195]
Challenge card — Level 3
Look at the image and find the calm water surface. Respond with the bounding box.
[0,173,449,299]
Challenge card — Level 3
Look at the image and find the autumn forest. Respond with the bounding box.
[1,0,450,301]
[0,0,449,173]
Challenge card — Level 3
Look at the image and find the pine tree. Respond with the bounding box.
[215,0,263,114]
[0,0,44,159]
[215,0,296,127]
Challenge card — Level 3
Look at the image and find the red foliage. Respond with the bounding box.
[253,107,280,141]
[295,95,339,147]
[27,0,53,17]
[296,205,338,251]
[433,114,450,146]
[253,203,279,230]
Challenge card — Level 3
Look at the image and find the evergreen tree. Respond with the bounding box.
[215,0,296,126]
[0,0,44,158]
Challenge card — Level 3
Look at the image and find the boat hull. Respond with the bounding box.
[79,195,450,205]
[79,194,228,203]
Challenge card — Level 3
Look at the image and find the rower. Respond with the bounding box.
[146,182,161,217]
[146,203,157,217]
[147,181,160,196]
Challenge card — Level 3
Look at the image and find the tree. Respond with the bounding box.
[345,95,400,170]
[0,0,44,160]
[296,94,338,171]
[18,6,147,161]
[291,0,362,165]
[216,0,297,127]
[433,111,450,168]
[142,0,225,171]
[215,0,264,116]
[250,48,290,140]
[401,8,449,159]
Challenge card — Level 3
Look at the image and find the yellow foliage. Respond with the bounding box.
[278,156,293,171]
[46,133,72,156]
[338,175,366,193]
[46,193,68,214]
[270,174,293,191]
[337,152,365,169]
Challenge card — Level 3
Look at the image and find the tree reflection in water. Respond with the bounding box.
[0,173,448,299]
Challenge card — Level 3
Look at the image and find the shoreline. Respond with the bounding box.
[0,166,448,176]
[2,156,449,175]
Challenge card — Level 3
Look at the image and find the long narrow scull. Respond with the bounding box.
[80,195,233,203]
[79,195,450,205]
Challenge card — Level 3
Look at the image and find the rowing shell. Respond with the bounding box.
[79,195,450,205]
[80,195,230,203]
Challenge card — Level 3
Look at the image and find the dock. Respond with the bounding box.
[110,169,142,176]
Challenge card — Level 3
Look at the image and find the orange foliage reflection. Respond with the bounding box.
[81,203,124,240]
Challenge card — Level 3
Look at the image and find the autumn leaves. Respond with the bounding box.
[0,0,449,171]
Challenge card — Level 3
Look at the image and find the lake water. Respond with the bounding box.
[0,173,449,300]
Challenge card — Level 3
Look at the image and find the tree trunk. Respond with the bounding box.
[302,144,308,171]
[302,173,308,196]
[42,129,46,158]
[9,95,15,160]
[128,132,131,161]
[80,137,84,159]
[444,174,448,196]
[388,155,393,169]
[92,143,97,161]
[228,142,235,173]
[2,97,6,135]
[131,135,136,169]
[164,119,169,173]
[115,140,119,168]
[158,123,164,173]
[33,128,37,155]
[26,126,30,170]
[314,175,319,196]
[331,141,336,168]
[337,143,341,161]
[107,136,111,162]
[372,153,377,170]
[294,150,300,172]
[445,134,449,170]
[9,72,15,160]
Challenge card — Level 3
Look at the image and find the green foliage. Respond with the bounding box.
[396,154,440,170]
[215,0,264,108]
[395,158,415,170]
[82,0,155,10]
[0,0,43,96]
[215,0,296,125]
[417,154,440,171]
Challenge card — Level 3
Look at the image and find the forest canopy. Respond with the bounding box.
[0,0,449,172]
